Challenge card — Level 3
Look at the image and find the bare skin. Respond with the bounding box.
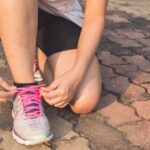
[0,0,107,114]
[0,0,38,83]
[39,0,107,114]
[0,78,16,102]
[38,48,102,114]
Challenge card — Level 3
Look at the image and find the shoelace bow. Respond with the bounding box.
[33,59,39,72]
[16,85,43,119]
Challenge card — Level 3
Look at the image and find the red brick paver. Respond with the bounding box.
[1,0,150,149]
[119,121,150,150]
[97,94,140,127]
[104,29,142,48]
[115,29,145,40]
[106,14,129,23]
[121,84,147,104]
[123,55,150,72]
[133,72,150,85]
[141,84,150,94]
[97,50,126,66]
[100,65,117,85]
[103,76,130,95]
[132,101,150,120]
[112,64,142,81]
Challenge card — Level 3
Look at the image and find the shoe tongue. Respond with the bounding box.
[26,91,36,94]
[24,91,41,115]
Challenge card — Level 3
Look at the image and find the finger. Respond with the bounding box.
[0,78,16,91]
[0,90,16,99]
[41,80,60,91]
[40,89,61,99]
[54,101,69,108]
[49,80,60,91]
[0,98,7,102]
[60,102,69,108]
[45,97,62,106]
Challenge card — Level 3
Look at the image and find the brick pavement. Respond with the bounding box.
[0,0,150,150]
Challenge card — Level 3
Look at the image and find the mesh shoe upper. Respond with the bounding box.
[12,85,51,140]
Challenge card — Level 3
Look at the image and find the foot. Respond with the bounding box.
[12,85,53,145]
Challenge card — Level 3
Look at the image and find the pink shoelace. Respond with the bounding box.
[16,85,43,119]
[33,59,39,72]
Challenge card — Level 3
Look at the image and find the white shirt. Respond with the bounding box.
[39,0,84,27]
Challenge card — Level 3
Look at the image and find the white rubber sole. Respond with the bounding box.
[12,101,53,145]
[12,130,53,146]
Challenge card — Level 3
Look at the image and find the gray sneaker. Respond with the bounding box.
[12,85,53,145]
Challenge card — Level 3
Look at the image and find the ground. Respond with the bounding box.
[0,0,150,150]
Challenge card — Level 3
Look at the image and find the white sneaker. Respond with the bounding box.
[12,85,53,145]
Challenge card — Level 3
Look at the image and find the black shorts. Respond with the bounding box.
[37,9,82,57]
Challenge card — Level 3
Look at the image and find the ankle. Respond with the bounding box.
[14,82,38,88]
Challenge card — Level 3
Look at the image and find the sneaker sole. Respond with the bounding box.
[12,111,53,145]
[12,129,53,146]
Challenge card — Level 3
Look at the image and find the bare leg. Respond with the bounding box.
[37,48,54,84]
[0,0,38,83]
[38,48,102,114]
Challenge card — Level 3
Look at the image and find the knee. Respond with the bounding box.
[71,107,93,115]
[70,98,99,115]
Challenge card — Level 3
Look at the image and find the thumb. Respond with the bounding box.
[41,79,60,92]
[48,79,60,91]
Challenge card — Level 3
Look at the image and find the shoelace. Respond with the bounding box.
[33,59,39,72]
[16,85,43,119]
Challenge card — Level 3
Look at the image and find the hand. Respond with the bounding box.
[0,77,17,102]
[40,68,83,108]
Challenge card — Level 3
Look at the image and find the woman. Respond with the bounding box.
[0,0,107,145]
